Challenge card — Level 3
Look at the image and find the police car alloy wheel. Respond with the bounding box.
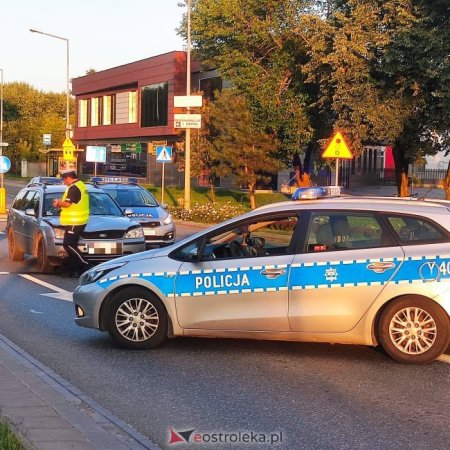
[105,287,167,349]
[8,229,24,261]
[378,296,450,364]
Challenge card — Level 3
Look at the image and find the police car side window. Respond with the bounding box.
[307,213,389,251]
[386,215,447,244]
[12,190,27,210]
[205,216,298,260]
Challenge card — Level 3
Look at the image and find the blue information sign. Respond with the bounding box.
[0,156,11,174]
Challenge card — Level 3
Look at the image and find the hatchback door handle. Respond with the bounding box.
[260,268,286,279]
[366,261,396,273]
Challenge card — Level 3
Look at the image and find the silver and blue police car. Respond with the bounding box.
[90,177,175,248]
[73,186,450,364]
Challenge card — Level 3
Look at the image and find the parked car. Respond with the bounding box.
[7,183,146,273]
[74,186,450,364]
[90,177,175,248]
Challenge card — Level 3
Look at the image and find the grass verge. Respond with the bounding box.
[0,420,27,450]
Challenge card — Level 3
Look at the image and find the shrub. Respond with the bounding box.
[169,202,247,223]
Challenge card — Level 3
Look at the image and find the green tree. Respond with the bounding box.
[184,0,312,164]
[2,82,72,173]
[208,89,283,209]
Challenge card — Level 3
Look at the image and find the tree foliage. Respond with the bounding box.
[184,0,450,196]
[208,89,283,209]
[2,83,72,173]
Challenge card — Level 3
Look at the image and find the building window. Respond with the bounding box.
[141,82,168,127]
[129,91,137,123]
[103,95,115,125]
[199,77,222,101]
[78,99,88,127]
[90,97,101,126]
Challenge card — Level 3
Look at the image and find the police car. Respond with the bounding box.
[73,187,450,364]
[90,177,175,248]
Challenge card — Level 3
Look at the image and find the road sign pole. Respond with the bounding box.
[335,159,339,186]
[161,162,165,204]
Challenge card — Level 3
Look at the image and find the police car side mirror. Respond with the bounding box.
[124,208,133,216]
[160,203,168,210]
[25,208,36,217]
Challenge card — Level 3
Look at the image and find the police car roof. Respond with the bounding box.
[254,195,450,216]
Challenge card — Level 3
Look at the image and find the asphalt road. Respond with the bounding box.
[0,179,449,449]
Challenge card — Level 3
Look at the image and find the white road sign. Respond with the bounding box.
[174,114,202,129]
[174,95,203,108]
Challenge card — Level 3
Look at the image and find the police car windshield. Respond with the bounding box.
[103,187,158,208]
[44,192,124,217]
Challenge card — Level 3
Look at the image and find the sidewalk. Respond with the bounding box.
[0,333,160,450]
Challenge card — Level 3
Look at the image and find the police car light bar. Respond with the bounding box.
[291,186,341,200]
[91,176,138,184]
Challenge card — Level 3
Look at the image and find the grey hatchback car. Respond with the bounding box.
[7,183,146,273]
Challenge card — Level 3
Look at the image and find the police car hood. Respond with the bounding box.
[44,215,140,231]
[122,206,163,219]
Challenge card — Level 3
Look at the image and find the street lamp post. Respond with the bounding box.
[30,29,70,138]
[183,0,192,210]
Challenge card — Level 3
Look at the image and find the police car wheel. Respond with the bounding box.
[106,287,167,349]
[379,296,450,364]
[8,228,24,261]
[36,236,53,274]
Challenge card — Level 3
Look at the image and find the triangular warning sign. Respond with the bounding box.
[322,131,353,159]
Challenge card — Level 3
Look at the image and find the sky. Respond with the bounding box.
[0,0,186,93]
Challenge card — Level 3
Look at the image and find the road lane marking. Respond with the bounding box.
[437,354,450,364]
[19,274,73,302]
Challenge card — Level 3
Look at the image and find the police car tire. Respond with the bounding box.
[8,228,24,261]
[106,287,167,349]
[36,236,53,274]
[379,296,450,364]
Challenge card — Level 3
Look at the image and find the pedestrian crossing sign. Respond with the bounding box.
[156,146,173,163]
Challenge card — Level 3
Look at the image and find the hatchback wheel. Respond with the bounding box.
[36,236,53,273]
[8,228,24,261]
[106,287,167,349]
[379,296,450,364]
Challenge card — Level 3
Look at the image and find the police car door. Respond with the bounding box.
[289,211,404,332]
[174,215,299,331]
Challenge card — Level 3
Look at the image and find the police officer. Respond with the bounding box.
[53,169,90,277]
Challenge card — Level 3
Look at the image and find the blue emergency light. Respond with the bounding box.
[291,186,341,200]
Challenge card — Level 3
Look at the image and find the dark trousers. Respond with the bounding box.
[63,224,90,273]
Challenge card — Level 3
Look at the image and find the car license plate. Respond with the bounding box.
[144,228,157,236]
[87,242,123,255]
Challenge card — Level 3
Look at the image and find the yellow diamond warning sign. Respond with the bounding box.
[322,131,353,159]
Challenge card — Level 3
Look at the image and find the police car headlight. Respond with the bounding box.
[162,214,173,225]
[124,226,144,239]
[52,227,65,239]
[80,262,127,285]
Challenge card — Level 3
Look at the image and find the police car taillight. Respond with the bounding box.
[291,186,341,200]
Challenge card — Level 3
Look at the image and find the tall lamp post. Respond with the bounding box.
[30,29,70,138]
[183,0,192,210]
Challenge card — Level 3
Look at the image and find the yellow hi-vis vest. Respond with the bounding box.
[60,180,89,226]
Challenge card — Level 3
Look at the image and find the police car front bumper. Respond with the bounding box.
[73,282,106,330]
